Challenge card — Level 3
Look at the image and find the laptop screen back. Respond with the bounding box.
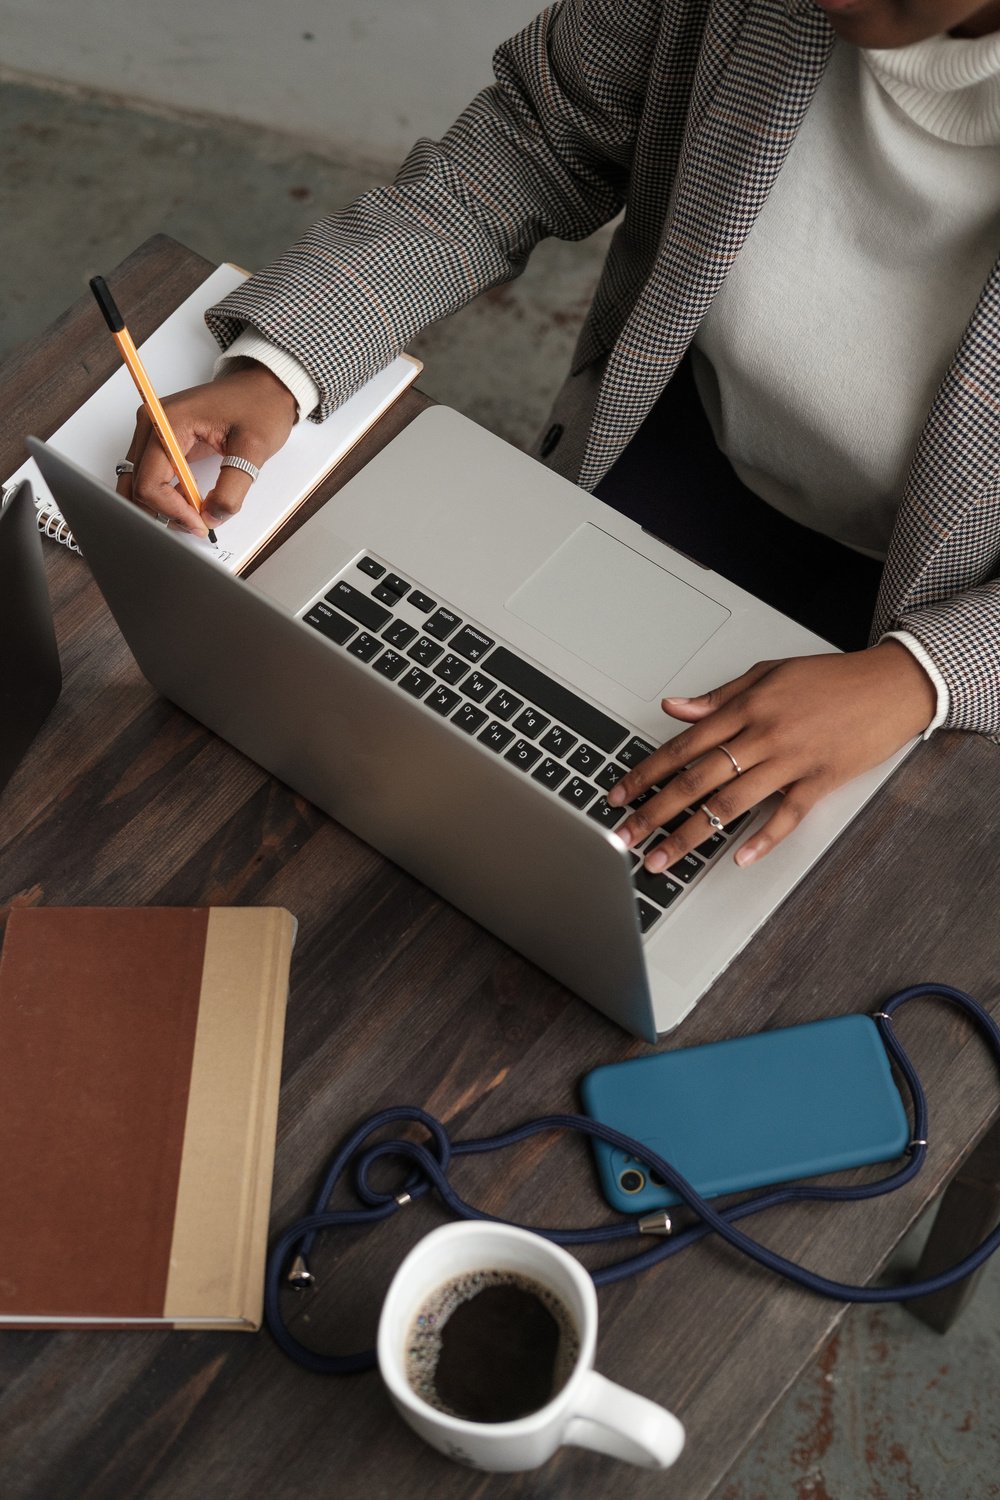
[0,481,62,794]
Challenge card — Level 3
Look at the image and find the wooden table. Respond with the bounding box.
[1,236,998,1500]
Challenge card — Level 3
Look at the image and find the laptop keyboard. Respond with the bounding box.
[302,553,750,937]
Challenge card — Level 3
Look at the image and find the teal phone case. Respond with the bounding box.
[579,1014,910,1213]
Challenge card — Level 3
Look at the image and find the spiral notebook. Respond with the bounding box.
[2,264,421,574]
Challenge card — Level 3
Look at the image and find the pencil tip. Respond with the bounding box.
[208,529,218,544]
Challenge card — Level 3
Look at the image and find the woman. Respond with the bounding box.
[120,0,1000,873]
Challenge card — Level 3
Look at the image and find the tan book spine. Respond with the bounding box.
[164,907,296,1328]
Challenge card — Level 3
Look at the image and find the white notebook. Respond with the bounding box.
[3,264,421,574]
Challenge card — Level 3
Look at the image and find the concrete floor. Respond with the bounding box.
[2,76,998,1500]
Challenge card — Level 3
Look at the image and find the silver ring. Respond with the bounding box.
[700,803,725,834]
[719,743,743,776]
[220,454,260,484]
[115,461,134,476]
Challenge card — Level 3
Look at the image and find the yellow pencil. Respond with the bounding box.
[89,275,216,543]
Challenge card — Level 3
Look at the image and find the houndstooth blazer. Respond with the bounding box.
[207,0,1000,737]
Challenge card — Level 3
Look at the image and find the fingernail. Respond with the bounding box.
[607,786,624,805]
[617,825,633,848]
[662,696,692,705]
[645,850,667,873]
[735,844,758,867]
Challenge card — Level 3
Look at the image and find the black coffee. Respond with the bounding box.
[405,1270,579,1424]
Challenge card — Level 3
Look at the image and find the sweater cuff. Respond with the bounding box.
[880,631,950,738]
[213,328,321,423]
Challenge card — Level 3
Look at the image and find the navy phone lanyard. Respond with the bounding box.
[266,984,1000,1374]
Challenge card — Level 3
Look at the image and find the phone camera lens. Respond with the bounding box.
[620,1169,645,1194]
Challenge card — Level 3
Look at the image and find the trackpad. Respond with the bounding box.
[506,525,730,699]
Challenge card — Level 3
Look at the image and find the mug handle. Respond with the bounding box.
[563,1371,685,1469]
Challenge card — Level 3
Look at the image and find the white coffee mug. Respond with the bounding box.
[377,1221,685,1471]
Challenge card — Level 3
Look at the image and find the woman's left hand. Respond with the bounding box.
[607,640,937,870]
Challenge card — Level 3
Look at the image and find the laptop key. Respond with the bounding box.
[399,667,435,699]
[486,688,523,722]
[506,739,542,772]
[588,796,627,828]
[596,761,628,791]
[617,736,658,769]
[347,631,381,662]
[382,618,418,648]
[513,706,550,738]
[451,625,495,663]
[464,671,497,704]
[409,590,436,614]
[482,647,629,753]
[666,852,704,885]
[356,556,385,579]
[695,833,726,860]
[434,653,468,684]
[453,703,488,734]
[304,603,356,645]
[531,758,569,790]
[372,649,407,680]
[559,777,598,810]
[325,580,392,632]
[407,636,443,667]
[423,607,462,640]
[480,721,515,754]
[632,868,683,908]
[427,684,462,716]
[539,724,576,758]
[636,898,661,934]
[372,573,409,605]
[567,742,603,776]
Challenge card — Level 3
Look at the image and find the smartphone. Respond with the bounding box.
[579,1014,910,1214]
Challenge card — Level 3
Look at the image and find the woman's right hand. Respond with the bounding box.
[116,359,299,535]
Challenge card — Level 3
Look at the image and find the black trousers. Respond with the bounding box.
[594,359,884,653]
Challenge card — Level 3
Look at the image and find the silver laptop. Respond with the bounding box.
[30,409,909,1040]
[0,479,62,794]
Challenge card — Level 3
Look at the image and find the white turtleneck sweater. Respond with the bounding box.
[689,30,1000,564]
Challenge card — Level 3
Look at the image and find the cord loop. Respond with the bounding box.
[265,984,1000,1375]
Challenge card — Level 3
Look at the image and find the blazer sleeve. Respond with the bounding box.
[205,0,659,418]
[893,579,1000,739]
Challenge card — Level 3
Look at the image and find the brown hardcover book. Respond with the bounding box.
[0,905,296,1330]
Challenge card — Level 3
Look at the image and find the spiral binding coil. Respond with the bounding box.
[2,479,82,555]
[37,505,82,555]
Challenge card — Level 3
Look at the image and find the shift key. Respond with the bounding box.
[324,581,392,632]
